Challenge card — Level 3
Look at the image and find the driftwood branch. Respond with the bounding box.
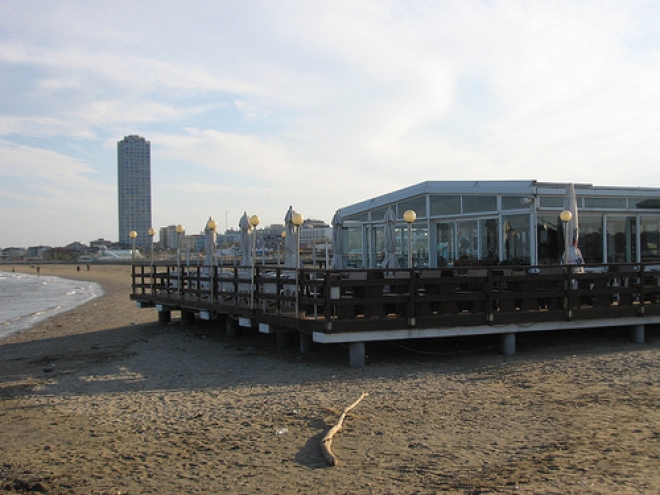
[321,392,368,466]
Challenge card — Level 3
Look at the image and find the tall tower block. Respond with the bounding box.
[118,135,152,248]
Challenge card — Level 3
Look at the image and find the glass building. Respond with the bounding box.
[337,181,660,268]
[118,135,152,249]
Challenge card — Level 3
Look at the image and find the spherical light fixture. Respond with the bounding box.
[560,210,573,223]
[176,224,185,234]
[292,213,304,226]
[207,219,217,231]
[129,230,138,239]
[403,210,417,224]
[249,215,260,228]
[148,227,156,237]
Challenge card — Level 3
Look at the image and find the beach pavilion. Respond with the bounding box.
[337,180,660,269]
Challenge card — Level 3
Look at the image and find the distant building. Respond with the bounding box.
[2,247,27,261]
[159,225,179,250]
[299,219,332,248]
[27,245,51,259]
[118,135,152,249]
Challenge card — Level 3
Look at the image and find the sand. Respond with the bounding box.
[1,264,660,494]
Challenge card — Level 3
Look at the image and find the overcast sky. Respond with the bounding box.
[2,1,660,247]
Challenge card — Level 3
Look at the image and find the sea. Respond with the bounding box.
[0,270,103,341]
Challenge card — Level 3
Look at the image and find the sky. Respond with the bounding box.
[2,1,660,247]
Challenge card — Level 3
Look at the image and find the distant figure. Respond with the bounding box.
[76,266,80,272]
[86,264,90,271]
[36,266,40,274]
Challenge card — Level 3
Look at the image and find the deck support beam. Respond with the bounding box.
[631,324,645,344]
[157,309,171,324]
[226,317,240,337]
[501,333,516,356]
[276,330,295,348]
[349,342,366,368]
[300,333,313,354]
[181,310,196,327]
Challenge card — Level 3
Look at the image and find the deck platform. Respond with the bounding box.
[131,262,660,366]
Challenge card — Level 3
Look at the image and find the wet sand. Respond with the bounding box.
[1,264,660,494]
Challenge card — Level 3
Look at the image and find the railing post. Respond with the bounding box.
[564,266,572,319]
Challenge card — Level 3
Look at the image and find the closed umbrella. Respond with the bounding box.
[284,206,301,268]
[381,207,399,269]
[330,210,344,269]
[562,183,584,265]
[204,217,217,267]
[239,211,252,267]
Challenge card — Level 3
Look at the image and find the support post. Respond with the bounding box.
[158,309,171,324]
[226,317,240,337]
[181,310,196,327]
[501,333,516,356]
[349,342,366,368]
[631,324,645,344]
[276,330,295,348]
[300,333,313,353]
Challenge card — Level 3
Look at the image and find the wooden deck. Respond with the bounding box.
[130,262,660,366]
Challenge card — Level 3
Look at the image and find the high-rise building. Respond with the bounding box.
[118,135,152,249]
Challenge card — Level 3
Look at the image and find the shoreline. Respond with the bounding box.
[1,264,660,493]
[0,268,104,342]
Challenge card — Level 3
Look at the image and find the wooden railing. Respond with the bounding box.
[131,262,660,332]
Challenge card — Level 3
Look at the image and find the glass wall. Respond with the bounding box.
[640,216,660,262]
[409,224,429,267]
[502,214,531,264]
[479,218,499,261]
[344,222,365,268]
[343,187,660,268]
[457,220,478,260]
[436,222,455,266]
[537,214,561,264]
[606,216,636,263]
[578,215,603,263]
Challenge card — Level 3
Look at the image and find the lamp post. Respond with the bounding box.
[292,212,304,317]
[278,230,286,267]
[148,227,155,291]
[403,210,417,269]
[560,210,573,264]
[176,224,185,297]
[249,214,260,309]
[206,218,217,264]
[129,231,138,265]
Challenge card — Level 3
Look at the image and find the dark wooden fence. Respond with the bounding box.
[131,262,660,334]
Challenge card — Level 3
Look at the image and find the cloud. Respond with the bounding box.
[2,1,660,245]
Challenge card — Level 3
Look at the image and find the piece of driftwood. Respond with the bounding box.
[320,392,369,466]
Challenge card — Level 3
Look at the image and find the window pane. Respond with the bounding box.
[371,206,393,222]
[539,196,564,208]
[537,215,561,264]
[577,215,603,263]
[605,216,636,263]
[502,196,528,210]
[502,214,531,264]
[398,196,426,219]
[430,195,460,216]
[457,220,478,260]
[479,218,499,261]
[406,225,429,268]
[344,212,368,222]
[436,222,455,266]
[641,217,660,261]
[345,223,364,268]
[462,195,497,213]
[632,197,660,209]
[584,197,627,208]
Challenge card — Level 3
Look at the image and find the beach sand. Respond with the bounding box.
[2,264,660,494]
